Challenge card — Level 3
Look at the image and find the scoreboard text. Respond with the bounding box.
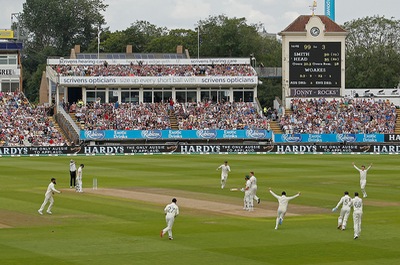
[289,42,341,89]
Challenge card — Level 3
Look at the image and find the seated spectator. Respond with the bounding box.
[279,98,397,134]
[52,63,256,77]
[0,91,67,146]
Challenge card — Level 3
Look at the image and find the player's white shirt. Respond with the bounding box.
[250,175,257,188]
[164,202,179,218]
[45,182,60,197]
[354,165,371,182]
[217,164,231,177]
[352,196,363,213]
[335,194,352,210]
[269,190,299,212]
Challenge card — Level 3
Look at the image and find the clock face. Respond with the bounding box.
[310,27,320,37]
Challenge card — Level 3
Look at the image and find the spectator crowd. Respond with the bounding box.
[1,90,399,148]
[279,98,397,134]
[0,91,66,147]
[52,63,256,77]
[73,102,171,130]
[71,101,270,131]
[173,101,270,130]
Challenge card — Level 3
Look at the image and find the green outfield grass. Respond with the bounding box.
[1,154,399,265]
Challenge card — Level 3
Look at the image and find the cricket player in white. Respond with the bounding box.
[269,188,300,229]
[76,164,84,192]
[332,191,352,230]
[351,192,363,239]
[352,162,372,198]
[161,198,179,240]
[38,178,61,215]
[216,161,231,189]
[249,171,260,204]
[241,175,253,211]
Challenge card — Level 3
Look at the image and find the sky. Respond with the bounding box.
[1,0,399,34]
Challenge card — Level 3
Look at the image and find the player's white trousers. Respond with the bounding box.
[251,186,259,201]
[39,196,54,212]
[244,191,253,210]
[353,211,363,237]
[163,215,175,238]
[360,180,367,197]
[221,175,227,189]
[338,208,351,229]
[76,178,83,192]
[275,209,287,229]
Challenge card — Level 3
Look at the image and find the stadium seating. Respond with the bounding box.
[0,91,66,146]
[279,98,397,134]
[75,101,270,131]
[52,63,256,77]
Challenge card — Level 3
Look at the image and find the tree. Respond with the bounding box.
[257,78,282,108]
[197,15,263,58]
[87,20,168,53]
[146,29,198,54]
[20,0,107,101]
[21,0,107,55]
[344,16,400,88]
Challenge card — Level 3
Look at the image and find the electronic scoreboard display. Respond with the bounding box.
[289,42,341,88]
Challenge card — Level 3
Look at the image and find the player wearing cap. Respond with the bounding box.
[217,161,231,189]
[352,162,372,198]
[332,191,352,230]
[161,198,179,240]
[269,188,300,229]
[38,178,61,215]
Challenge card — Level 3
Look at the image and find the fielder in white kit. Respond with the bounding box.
[269,188,300,229]
[242,175,253,211]
[161,198,179,240]
[38,178,61,215]
[332,191,352,230]
[249,171,260,204]
[216,161,231,189]
[76,164,84,192]
[352,162,372,198]
[352,192,363,239]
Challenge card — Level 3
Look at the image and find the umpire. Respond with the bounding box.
[69,159,77,188]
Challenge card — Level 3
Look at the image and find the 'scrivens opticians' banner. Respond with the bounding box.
[59,76,258,87]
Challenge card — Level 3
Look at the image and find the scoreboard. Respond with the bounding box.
[289,42,341,97]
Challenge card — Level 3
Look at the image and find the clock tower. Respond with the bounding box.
[278,15,348,108]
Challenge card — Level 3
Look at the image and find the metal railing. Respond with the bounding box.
[55,105,80,144]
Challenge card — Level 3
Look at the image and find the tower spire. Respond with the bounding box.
[310,0,317,16]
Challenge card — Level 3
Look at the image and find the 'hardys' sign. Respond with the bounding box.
[1,143,400,156]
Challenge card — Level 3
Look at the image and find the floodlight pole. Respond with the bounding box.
[97,25,101,60]
[197,25,200,59]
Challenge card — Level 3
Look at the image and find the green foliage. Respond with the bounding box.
[88,20,168,53]
[257,78,282,108]
[21,0,107,55]
[20,0,107,101]
[197,15,264,58]
[147,29,198,54]
[24,64,46,102]
[344,16,400,88]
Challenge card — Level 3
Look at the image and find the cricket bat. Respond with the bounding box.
[230,188,240,192]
